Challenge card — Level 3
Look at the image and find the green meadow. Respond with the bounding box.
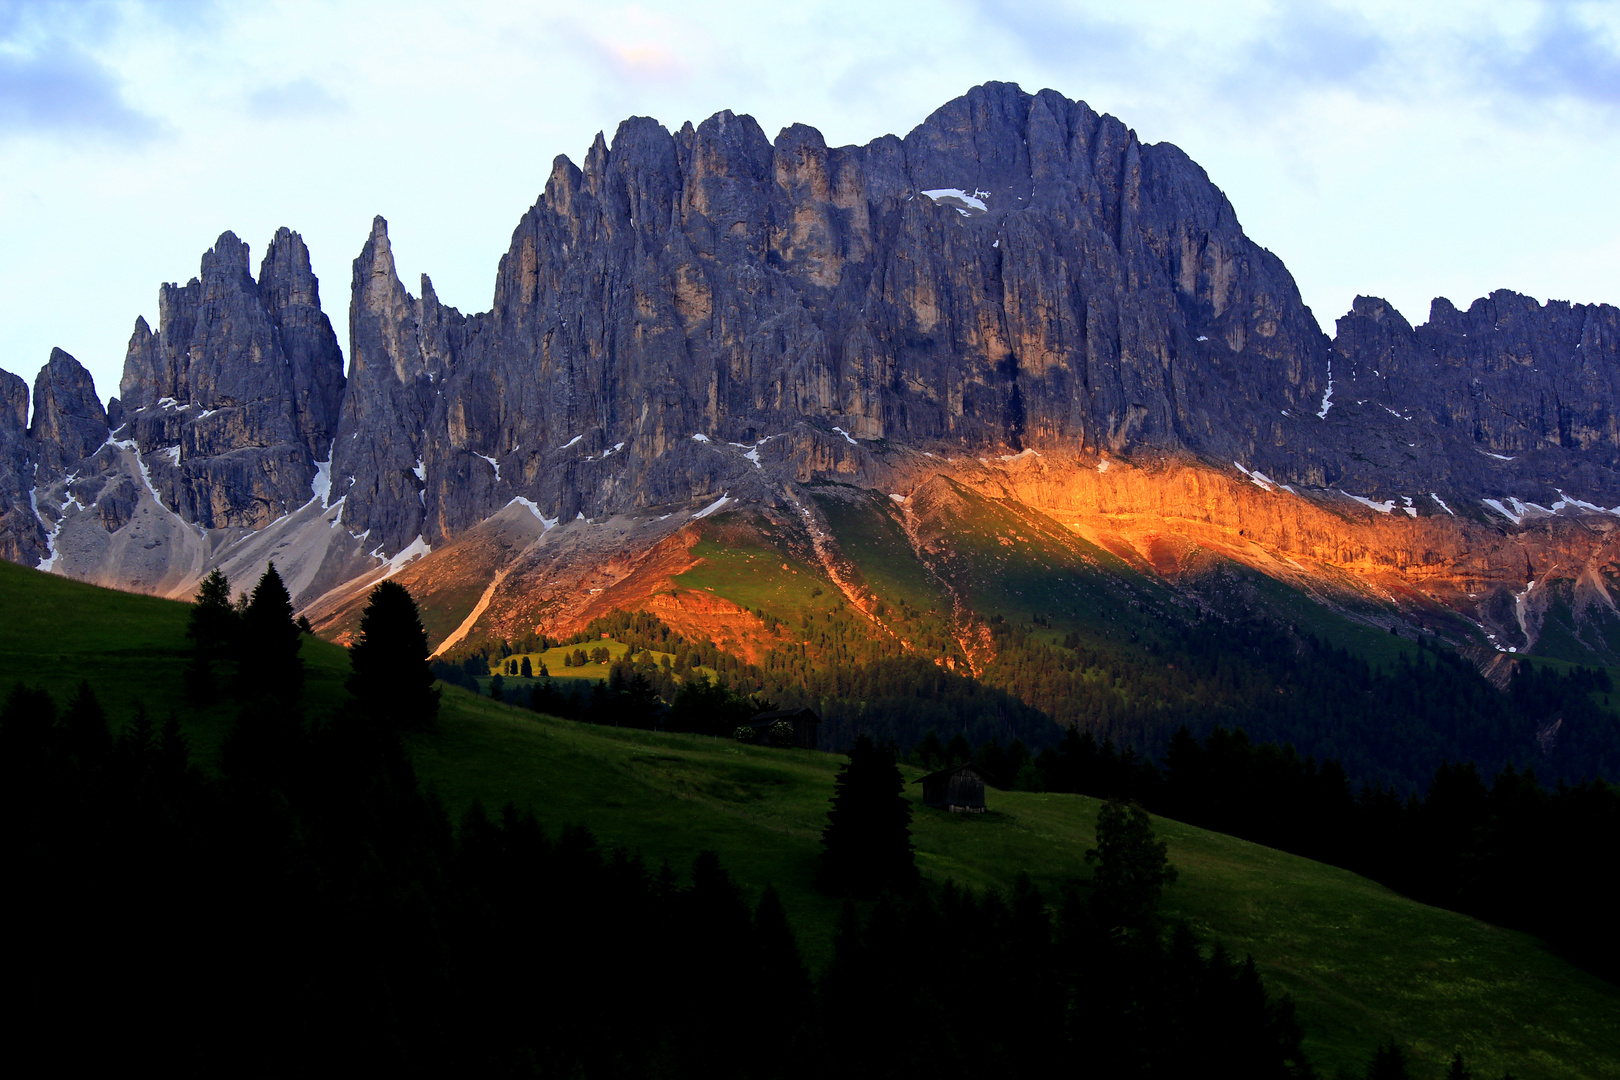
[474,639,718,697]
[3,558,1618,1079]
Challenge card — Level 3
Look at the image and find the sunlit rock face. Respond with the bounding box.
[329,82,1333,556]
[6,81,1620,663]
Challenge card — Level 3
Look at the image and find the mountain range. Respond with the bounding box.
[8,81,1620,669]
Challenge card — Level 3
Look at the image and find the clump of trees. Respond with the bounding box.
[4,569,1328,1075]
[1030,723,1620,984]
[821,797,1309,1078]
[347,580,439,732]
[818,735,916,897]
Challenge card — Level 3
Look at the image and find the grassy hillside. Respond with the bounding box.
[411,695,1620,1080]
[0,559,351,764]
[3,559,1618,1078]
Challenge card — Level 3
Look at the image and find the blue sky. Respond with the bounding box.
[4,0,1620,404]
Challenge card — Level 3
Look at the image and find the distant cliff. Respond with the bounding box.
[7,82,1620,661]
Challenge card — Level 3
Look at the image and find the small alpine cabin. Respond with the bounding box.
[916,763,991,813]
[746,707,821,749]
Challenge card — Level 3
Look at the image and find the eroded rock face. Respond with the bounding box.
[0,369,42,565]
[321,83,1335,555]
[1310,292,1620,505]
[119,228,345,530]
[30,349,107,475]
[7,82,1620,660]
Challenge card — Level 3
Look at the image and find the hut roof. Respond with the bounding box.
[914,762,997,786]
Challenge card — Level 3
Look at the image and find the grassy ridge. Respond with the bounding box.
[4,559,1619,1078]
[412,695,1620,1080]
[672,524,837,622]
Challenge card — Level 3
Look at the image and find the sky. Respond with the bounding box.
[5,0,1620,407]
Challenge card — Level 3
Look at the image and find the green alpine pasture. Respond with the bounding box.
[3,558,1618,1079]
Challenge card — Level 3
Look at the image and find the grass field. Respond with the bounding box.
[671,522,839,623]
[474,640,719,698]
[4,558,1619,1078]
[409,693,1620,1080]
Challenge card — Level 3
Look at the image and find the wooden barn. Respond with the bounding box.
[916,763,992,813]
[746,707,821,749]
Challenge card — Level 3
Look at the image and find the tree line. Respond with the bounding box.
[465,605,1620,800]
[814,736,1504,1080]
[814,735,1313,1077]
[1028,723,1620,984]
[0,565,1335,1075]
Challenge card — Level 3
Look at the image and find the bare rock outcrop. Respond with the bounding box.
[118,228,345,529]
[8,81,1620,662]
[0,368,43,564]
[30,349,107,475]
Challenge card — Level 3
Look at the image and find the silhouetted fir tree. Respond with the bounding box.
[913,729,945,769]
[61,679,111,768]
[223,563,306,783]
[753,884,810,1009]
[818,735,916,896]
[1368,1040,1413,1080]
[184,569,236,703]
[1446,1051,1475,1080]
[519,656,531,677]
[529,676,580,719]
[117,701,156,761]
[234,562,302,706]
[1086,800,1178,934]
[346,581,439,732]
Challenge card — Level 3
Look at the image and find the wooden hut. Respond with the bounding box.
[915,763,991,813]
[746,707,821,749]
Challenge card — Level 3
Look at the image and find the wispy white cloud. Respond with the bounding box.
[1235,3,1388,93]
[6,0,1620,405]
[0,1,161,141]
[246,77,345,120]
[1466,1,1620,106]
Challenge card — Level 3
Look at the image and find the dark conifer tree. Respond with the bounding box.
[347,581,439,732]
[1085,800,1178,933]
[818,735,916,896]
[753,885,810,1010]
[520,656,532,678]
[234,562,303,706]
[61,679,111,768]
[223,563,306,783]
[1367,1040,1412,1080]
[185,569,236,703]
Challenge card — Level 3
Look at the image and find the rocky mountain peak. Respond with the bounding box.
[0,368,41,565]
[11,82,1620,669]
[199,230,253,293]
[29,348,107,474]
[2,368,27,435]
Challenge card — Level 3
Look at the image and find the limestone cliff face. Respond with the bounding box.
[7,82,1620,665]
[118,228,345,530]
[323,82,1330,555]
[30,349,108,475]
[1311,292,1620,505]
[0,369,42,565]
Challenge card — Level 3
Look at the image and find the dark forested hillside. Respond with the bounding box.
[1,569,1318,1076]
[460,605,1620,796]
